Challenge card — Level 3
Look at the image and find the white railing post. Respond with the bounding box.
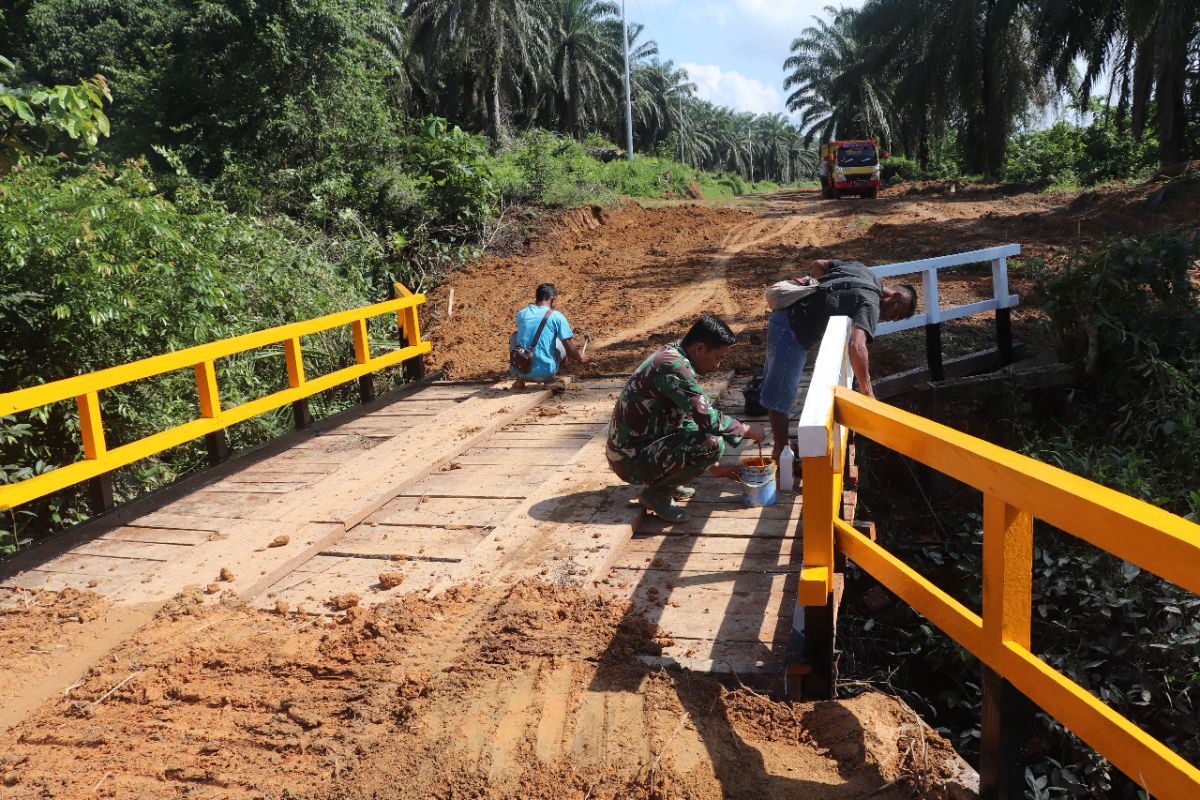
[789,316,853,700]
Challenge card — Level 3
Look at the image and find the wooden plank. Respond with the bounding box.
[615,574,795,618]
[611,550,799,572]
[202,481,308,494]
[101,526,214,546]
[452,448,583,466]
[397,472,540,499]
[159,491,285,518]
[623,534,801,558]
[635,516,797,537]
[221,469,333,483]
[73,538,189,561]
[0,569,129,592]
[366,496,521,529]
[126,512,226,532]
[37,552,163,577]
[648,606,792,643]
[332,524,486,560]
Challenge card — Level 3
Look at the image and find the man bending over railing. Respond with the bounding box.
[762,259,917,462]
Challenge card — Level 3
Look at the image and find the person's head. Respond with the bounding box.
[680,314,737,374]
[881,283,918,322]
[535,283,558,307]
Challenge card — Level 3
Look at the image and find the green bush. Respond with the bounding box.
[881,155,923,183]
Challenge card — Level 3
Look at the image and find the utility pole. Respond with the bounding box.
[678,94,685,164]
[620,0,634,164]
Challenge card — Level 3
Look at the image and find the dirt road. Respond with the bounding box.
[425,179,1197,380]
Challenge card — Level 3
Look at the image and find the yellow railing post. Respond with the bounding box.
[351,317,375,403]
[194,360,229,464]
[980,494,1034,798]
[799,453,835,603]
[982,494,1033,647]
[194,360,221,419]
[76,390,114,513]
[284,337,312,430]
[393,282,426,381]
[76,391,107,460]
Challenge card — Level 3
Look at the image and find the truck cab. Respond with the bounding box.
[819,139,883,199]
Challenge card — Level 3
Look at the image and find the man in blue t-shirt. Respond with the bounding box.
[510,283,587,390]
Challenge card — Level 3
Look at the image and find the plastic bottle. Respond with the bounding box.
[778,444,795,492]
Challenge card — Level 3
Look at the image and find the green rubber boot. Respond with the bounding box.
[644,462,712,519]
[638,485,687,522]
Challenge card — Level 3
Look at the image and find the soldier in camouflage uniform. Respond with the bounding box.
[607,315,765,522]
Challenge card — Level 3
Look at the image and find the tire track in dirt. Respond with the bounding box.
[591,214,806,351]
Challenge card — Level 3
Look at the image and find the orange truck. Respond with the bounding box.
[818,139,885,199]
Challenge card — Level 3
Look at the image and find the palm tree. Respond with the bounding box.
[547,0,621,137]
[630,59,694,153]
[405,0,553,142]
[851,0,1050,179]
[783,6,893,149]
[1034,0,1200,167]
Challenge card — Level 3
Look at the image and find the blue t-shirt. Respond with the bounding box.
[513,304,573,379]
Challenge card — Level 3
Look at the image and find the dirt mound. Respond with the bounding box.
[0,582,972,799]
[422,202,754,380]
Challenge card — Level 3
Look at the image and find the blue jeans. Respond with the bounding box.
[760,309,808,414]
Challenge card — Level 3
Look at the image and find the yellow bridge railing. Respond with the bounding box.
[796,377,1200,798]
[0,284,430,512]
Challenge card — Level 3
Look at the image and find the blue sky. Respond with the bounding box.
[625,0,865,118]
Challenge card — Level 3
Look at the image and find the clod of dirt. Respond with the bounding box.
[218,568,235,582]
[2,772,17,787]
[274,601,289,615]
[86,579,99,588]
[283,702,323,730]
[207,532,227,542]
[204,584,221,595]
[378,572,405,590]
[269,535,290,548]
[328,593,360,610]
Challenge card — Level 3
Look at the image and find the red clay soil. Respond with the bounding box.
[423,176,1199,382]
[0,581,971,799]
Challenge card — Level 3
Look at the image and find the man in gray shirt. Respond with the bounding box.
[760,259,917,462]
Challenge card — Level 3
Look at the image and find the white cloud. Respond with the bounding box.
[681,62,784,115]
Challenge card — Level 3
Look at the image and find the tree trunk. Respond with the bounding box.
[1153,11,1190,167]
[980,0,1006,181]
[488,24,506,144]
[1130,38,1155,141]
[569,51,581,138]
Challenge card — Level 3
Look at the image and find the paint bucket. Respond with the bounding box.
[739,457,777,507]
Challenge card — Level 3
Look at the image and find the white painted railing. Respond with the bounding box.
[873,243,1020,336]
[795,316,853,458]
[794,244,1022,457]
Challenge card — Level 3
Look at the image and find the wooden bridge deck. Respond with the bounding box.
[1,378,817,679]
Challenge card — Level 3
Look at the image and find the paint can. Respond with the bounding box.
[739,457,777,507]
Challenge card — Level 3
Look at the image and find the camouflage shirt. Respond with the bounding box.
[606,343,747,461]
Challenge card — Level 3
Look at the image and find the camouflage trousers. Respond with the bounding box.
[607,423,725,486]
